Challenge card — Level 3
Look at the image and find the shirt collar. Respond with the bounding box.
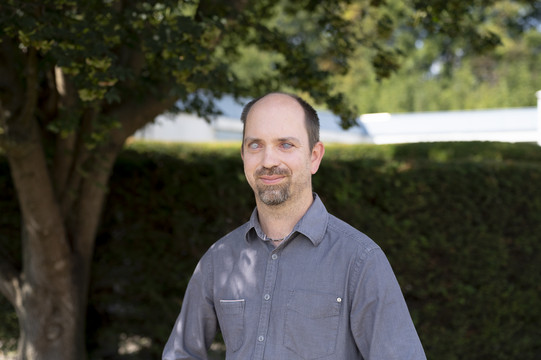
[244,193,329,247]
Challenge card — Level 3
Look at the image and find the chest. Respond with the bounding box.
[212,239,355,309]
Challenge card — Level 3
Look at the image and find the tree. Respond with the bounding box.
[334,0,541,113]
[0,0,509,359]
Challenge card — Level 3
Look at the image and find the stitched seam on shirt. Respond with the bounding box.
[329,222,381,299]
[207,248,214,302]
[350,246,382,294]
[327,216,379,249]
[347,246,384,350]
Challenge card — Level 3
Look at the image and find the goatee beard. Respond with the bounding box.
[258,183,290,206]
[255,167,291,206]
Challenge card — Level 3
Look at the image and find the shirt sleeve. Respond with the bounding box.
[162,251,218,360]
[349,247,426,360]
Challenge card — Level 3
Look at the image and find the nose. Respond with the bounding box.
[262,146,280,168]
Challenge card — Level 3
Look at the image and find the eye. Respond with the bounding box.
[281,142,293,150]
[247,142,261,150]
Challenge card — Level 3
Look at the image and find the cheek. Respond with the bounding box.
[243,159,257,181]
[243,156,254,168]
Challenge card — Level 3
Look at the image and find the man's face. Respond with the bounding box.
[241,94,324,207]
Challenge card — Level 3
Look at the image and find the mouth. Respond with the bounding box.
[255,167,290,185]
[259,175,286,185]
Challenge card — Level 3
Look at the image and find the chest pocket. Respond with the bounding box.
[218,299,245,352]
[284,290,342,359]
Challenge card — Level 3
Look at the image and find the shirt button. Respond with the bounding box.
[271,254,278,260]
[337,297,342,303]
[258,336,264,342]
[264,294,270,301]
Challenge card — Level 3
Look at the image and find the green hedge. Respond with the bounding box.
[1,141,541,359]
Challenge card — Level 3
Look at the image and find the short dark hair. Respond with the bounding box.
[240,92,320,150]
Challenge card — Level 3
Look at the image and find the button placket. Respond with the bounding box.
[253,250,280,359]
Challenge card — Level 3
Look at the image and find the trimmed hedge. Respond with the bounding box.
[1,141,541,359]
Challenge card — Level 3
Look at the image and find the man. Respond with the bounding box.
[163,92,426,359]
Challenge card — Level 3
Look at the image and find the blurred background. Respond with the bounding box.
[1,0,540,359]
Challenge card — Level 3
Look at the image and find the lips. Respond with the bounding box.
[256,167,290,185]
[259,175,285,185]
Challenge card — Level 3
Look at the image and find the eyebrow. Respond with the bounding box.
[244,136,258,143]
[243,136,301,144]
[277,137,300,143]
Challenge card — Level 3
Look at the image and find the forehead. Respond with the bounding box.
[244,94,308,140]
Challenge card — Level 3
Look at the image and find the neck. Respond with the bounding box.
[256,191,313,240]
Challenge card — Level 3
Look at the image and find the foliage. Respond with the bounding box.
[2,141,541,359]
[88,147,252,359]
[320,159,541,359]
[0,0,395,132]
[339,43,541,113]
[334,0,541,113]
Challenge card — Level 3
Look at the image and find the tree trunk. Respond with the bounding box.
[7,155,120,360]
[14,277,84,360]
[1,108,122,359]
[0,40,172,359]
[6,162,87,359]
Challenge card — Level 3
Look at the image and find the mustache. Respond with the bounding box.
[255,166,291,177]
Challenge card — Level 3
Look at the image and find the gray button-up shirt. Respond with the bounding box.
[163,194,426,360]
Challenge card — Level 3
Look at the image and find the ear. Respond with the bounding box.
[310,141,325,174]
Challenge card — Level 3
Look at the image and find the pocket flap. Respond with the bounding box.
[219,299,245,315]
[287,290,342,318]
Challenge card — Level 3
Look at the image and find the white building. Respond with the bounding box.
[361,107,538,144]
[135,92,541,145]
[135,96,369,144]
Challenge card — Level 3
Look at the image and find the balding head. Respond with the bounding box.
[241,92,320,150]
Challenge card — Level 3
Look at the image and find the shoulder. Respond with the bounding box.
[194,222,255,282]
[204,221,251,257]
[326,214,381,260]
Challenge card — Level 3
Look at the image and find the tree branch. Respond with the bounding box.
[4,48,73,288]
[64,94,178,275]
[52,66,79,194]
[54,132,77,194]
[59,107,96,219]
[20,47,39,126]
[7,137,72,287]
[70,146,119,288]
[107,94,178,142]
